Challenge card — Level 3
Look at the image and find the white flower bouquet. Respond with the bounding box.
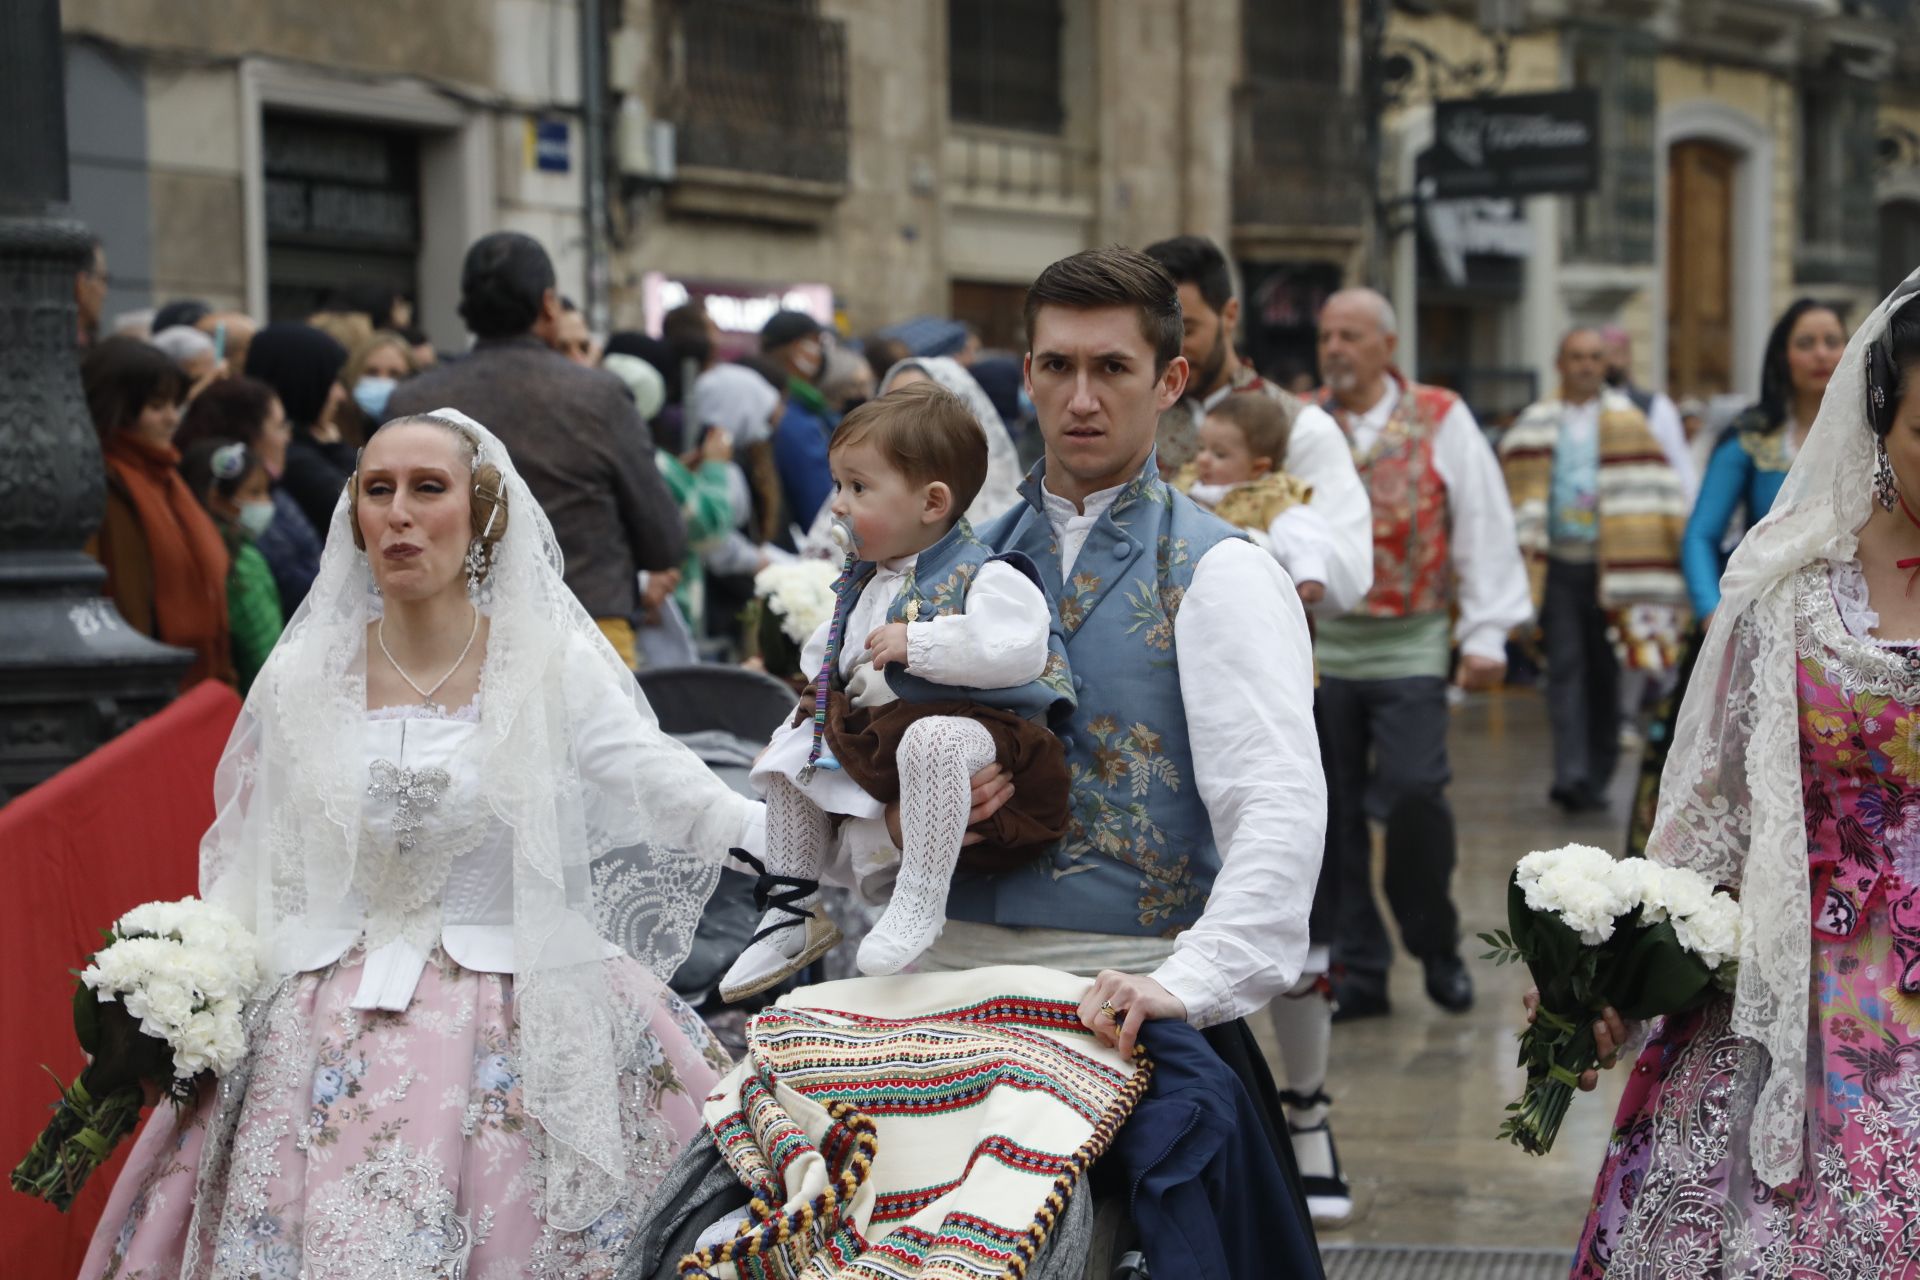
[745,559,842,680]
[1482,845,1739,1155]
[13,897,258,1210]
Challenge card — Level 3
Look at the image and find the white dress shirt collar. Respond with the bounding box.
[1041,475,1128,576]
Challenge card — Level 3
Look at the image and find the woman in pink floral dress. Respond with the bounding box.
[81,410,760,1279]
[1567,279,1920,1277]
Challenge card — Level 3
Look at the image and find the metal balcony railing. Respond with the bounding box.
[1231,79,1367,230]
[660,0,850,187]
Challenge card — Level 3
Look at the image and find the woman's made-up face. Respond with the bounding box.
[1787,308,1847,405]
[356,421,473,602]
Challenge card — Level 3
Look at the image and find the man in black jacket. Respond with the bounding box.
[387,234,684,668]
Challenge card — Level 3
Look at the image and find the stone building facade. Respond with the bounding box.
[60,0,594,349]
[66,0,1920,418]
[607,0,1368,375]
[1380,0,1920,419]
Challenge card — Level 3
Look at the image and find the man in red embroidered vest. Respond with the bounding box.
[1314,288,1532,1029]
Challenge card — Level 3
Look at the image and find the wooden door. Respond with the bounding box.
[1667,141,1737,398]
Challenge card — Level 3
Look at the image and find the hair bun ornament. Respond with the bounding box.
[1869,338,1898,440]
[211,442,248,480]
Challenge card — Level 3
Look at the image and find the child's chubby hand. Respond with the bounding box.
[1296,580,1326,606]
[866,622,911,670]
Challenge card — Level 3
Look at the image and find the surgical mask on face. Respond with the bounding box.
[354,376,397,421]
[236,499,276,539]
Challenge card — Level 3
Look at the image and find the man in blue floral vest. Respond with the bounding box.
[917,246,1326,1078]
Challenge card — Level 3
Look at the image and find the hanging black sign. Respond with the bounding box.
[1429,90,1600,200]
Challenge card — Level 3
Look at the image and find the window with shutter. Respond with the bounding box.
[948,0,1065,135]
[1562,23,1656,266]
[1797,76,1880,287]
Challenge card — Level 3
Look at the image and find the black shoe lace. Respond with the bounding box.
[729,848,822,946]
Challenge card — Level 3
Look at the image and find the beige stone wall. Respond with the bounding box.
[608,0,1241,337]
[608,0,947,334]
[62,0,493,88]
[143,63,248,309]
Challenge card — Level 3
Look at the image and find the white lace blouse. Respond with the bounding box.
[275,691,763,1013]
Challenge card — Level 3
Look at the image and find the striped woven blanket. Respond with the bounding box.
[678,966,1150,1280]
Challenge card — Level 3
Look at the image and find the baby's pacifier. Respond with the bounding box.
[828,515,858,557]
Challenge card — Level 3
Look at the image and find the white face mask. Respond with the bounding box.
[237,499,276,539]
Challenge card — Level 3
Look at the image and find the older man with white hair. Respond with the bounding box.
[150,324,223,400]
[1313,286,1532,1027]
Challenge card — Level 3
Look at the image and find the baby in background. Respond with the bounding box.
[1178,394,1335,606]
[724,382,1072,1001]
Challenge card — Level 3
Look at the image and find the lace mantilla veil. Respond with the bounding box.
[197,409,727,1229]
[1649,269,1920,1187]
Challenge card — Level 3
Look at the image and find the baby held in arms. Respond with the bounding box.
[1176,393,1334,606]
[724,382,1074,1001]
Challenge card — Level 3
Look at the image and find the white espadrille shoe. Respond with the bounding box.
[717,906,844,1003]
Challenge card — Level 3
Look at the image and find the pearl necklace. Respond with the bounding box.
[378,606,480,713]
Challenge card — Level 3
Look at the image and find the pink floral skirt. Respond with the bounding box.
[1572,901,1920,1278]
[80,948,729,1280]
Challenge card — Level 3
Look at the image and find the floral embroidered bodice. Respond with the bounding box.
[1797,560,1920,990]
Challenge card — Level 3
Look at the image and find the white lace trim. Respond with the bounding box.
[1797,562,1920,700]
[365,695,482,723]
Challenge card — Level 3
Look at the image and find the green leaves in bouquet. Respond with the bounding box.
[1599,916,1719,1023]
[742,598,804,682]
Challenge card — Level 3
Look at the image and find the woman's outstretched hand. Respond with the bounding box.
[885,763,1012,848]
[1523,987,1629,1091]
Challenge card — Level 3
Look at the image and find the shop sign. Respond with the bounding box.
[1430,90,1600,199]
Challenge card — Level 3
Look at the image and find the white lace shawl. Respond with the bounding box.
[197,408,745,1229]
[1648,270,1920,1186]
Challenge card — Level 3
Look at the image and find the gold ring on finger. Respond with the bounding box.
[1100,1001,1122,1023]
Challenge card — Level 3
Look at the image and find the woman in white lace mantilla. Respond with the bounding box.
[1569,274,1920,1278]
[82,409,761,1280]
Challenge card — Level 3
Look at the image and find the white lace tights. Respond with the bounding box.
[761,716,996,975]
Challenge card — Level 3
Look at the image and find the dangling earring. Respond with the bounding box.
[466,539,489,602]
[1877,438,1901,512]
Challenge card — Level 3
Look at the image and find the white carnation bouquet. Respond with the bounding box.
[1482,845,1739,1155]
[746,559,843,680]
[13,897,259,1210]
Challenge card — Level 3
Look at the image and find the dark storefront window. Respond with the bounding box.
[263,114,419,322]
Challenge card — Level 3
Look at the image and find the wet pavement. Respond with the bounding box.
[1253,687,1633,1255]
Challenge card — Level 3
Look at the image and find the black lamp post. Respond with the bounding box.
[0,0,192,802]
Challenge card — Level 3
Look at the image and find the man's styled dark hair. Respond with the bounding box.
[457,233,556,340]
[1023,246,1184,373]
[1144,235,1235,314]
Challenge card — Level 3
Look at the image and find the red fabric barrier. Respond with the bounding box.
[0,682,240,1277]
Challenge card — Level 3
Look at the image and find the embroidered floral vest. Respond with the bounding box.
[1324,376,1456,619]
[948,460,1241,938]
[831,518,1074,723]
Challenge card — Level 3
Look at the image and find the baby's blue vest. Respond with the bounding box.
[833,518,1074,724]
[947,459,1241,938]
